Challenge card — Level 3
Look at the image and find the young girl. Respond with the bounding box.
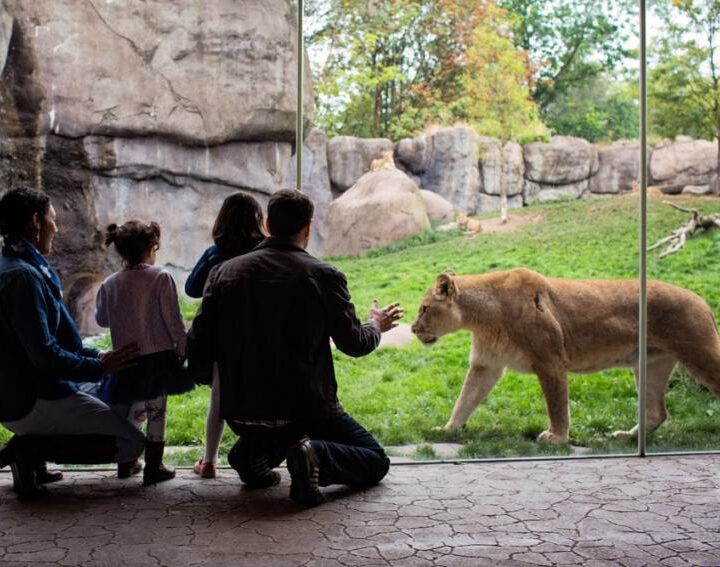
[96,220,193,485]
[186,193,265,478]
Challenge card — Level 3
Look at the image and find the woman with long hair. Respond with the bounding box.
[185,192,266,478]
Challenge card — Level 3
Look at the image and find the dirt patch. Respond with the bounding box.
[476,212,544,234]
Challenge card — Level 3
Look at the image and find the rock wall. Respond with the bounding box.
[650,136,718,194]
[332,131,719,216]
[285,128,333,254]
[0,0,312,280]
[324,169,430,257]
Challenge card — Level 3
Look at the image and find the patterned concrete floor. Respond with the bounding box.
[0,456,718,566]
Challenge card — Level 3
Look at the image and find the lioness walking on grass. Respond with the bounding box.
[411,268,720,443]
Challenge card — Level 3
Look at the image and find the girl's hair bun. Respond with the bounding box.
[104,223,118,247]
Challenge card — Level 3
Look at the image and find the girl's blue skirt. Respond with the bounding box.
[98,350,195,404]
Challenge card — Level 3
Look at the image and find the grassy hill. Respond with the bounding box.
[3,194,720,462]
[168,193,720,460]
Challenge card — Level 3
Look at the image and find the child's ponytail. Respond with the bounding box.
[104,223,118,247]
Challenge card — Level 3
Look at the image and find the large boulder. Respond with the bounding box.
[478,138,524,197]
[0,0,311,280]
[63,274,104,336]
[285,128,333,255]
[420,189,455,222]
[0,0,313,144]
[478,193,523,213]
[650,137,717,194]
[324,169,430,257]
[524,179,589,204]
[395,136,431,174]
[92,138,291,275]
[590,144,646,194]
[421,126,482,213]
[326,136,394,193]
[524,136,599,185]
[85,136,290,192]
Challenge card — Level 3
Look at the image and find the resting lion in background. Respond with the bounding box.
[410,268,720,443]
[370,150,396,171]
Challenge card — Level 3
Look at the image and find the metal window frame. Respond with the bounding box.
[293,0,719,462]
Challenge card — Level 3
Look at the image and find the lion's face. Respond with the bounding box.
[411,273,463,346]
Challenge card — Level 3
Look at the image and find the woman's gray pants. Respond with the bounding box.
[1,392,145,463]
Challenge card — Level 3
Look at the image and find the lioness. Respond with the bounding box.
[411,268,720,443]
[456,212,483,234]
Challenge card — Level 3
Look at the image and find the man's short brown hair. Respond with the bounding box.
[267,189,314,238]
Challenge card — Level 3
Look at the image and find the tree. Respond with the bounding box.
[306,0,490,138]
[501,0,635,111]
[463,3,545,222]
[543,74,639,141]
[650,0,720,188]
[649,39,714,140]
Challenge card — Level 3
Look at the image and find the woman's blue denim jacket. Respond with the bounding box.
[0,255,102,421]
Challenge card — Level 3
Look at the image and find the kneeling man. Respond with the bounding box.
[188,189,402,506]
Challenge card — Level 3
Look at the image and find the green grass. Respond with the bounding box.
[3,194,720,461]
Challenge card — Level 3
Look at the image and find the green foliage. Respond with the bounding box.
[308,0,486,138]
[502,0,635,110]
[649,0,720,148]
[462,4,546,143]
[543,74,639,141]
[310,0,638,141]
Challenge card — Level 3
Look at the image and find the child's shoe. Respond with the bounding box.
[143,441,175,486]
[193,459,217,479]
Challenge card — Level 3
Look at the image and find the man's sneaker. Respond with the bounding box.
[228,444,281,489]
[243,455,281,488]
[287,437,325,507]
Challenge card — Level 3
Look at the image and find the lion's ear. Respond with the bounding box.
[433,273,457,301]
[443,269,456,276]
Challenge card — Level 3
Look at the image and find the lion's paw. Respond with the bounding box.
[611,429,636,439]
[537,430,568,444]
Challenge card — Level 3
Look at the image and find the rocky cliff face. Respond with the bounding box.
[1,0,717,284]
[0,0,312,278]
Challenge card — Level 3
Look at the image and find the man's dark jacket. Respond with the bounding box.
[187,237,381,421]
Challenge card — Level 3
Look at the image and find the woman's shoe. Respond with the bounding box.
[10,462,48,499]
[35,464,63,484]
[193,459,217,479]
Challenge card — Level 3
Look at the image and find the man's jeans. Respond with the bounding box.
[228,413,390,488]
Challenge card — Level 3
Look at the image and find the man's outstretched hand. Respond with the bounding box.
[369,300,404,333]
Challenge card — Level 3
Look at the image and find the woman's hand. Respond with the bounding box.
[100,344,139,375]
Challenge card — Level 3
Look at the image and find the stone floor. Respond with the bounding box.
[0,456,718,566]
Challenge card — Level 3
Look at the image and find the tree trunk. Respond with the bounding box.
[715,124,720,195]
[499,140,508,223]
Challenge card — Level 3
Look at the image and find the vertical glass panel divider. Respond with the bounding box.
[296,0,304,191]
[638,0,648,457]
